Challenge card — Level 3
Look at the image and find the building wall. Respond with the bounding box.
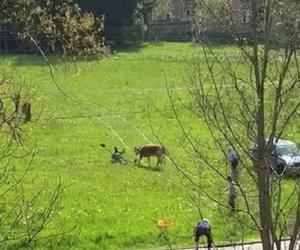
[171,0,193,20]
[151,0,193,22]
[148,0,194,41]
[146,21,193,41]
[149,0,258,41]
[231,0,252,33]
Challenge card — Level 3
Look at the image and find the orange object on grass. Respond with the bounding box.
[155,219,173,229]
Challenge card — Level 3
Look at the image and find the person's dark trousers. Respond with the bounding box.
[230,162,239,183]
[195,233,213,250]
[229,195,236,212]
[207,233,213,249]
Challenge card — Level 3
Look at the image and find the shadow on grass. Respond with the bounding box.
[4,41,175,66]
[6,53,106,67]
[110,41,166,54]
[135,163,163,172]
[110,43,147,54]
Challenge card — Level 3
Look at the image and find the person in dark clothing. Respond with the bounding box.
[193,219,213,250]
[228,149,239,167]
[227,148,239,183]
[111,146,127,164]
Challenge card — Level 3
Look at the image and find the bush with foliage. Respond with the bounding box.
[0,0,107,55]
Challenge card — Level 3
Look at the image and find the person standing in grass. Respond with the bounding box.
[226,176,237,212]
[193,218,213,250]
[227,148,239,183]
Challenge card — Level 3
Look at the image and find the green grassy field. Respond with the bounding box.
[1,42,297,250]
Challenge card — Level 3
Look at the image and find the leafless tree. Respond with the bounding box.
[0,68,77,249]
[163,1,300,250]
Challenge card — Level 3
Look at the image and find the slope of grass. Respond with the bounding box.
[1,42,297,249]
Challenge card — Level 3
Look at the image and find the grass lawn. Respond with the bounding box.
[1,42,298,249]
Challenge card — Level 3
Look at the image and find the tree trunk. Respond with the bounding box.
[257,165,272,250]
[256,91,272,250]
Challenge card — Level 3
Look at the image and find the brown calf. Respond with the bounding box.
[134,144,166,167]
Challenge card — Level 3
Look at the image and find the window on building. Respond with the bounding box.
[166,13,172,21]
[295,18,300,30]
[241,9,250,24]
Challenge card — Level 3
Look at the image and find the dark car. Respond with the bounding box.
[272,139,300,176]
[250,138,300,176]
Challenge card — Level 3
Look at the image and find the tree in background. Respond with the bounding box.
[164,1,300,250]
[0,0,107,55]
[75,0,158,27]
[74,0,158,43]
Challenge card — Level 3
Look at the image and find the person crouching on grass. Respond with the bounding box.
[193,218,213,250]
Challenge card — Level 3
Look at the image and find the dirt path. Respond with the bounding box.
[174,240,296,250]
